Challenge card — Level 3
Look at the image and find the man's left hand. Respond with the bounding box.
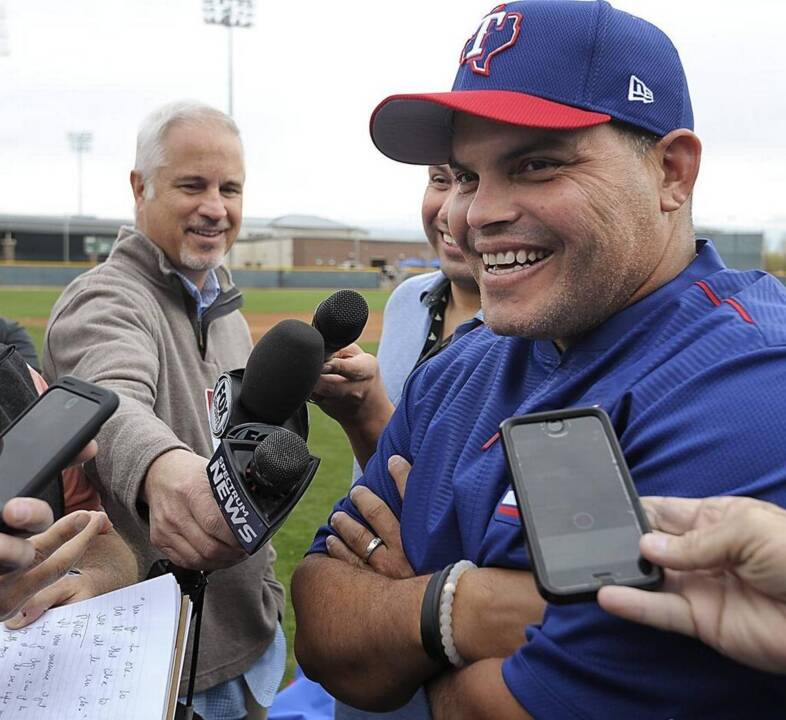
[1,509,112,628]
[6,565,104,629]
[327,454,413,577]
[327,483,414,579]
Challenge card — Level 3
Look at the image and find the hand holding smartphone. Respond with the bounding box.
[0,376,118,530]
[500,407,662,604]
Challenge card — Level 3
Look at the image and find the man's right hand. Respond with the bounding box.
[311,344,392,426]
[143,448,246,570]
[311,344,395,469]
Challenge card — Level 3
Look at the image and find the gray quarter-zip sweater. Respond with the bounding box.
[44,227,285,694]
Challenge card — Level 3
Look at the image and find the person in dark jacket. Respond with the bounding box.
[0,317,40,370]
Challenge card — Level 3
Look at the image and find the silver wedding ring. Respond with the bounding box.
[364,536,385,561]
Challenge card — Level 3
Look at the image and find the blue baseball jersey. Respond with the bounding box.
[310,241,786,719]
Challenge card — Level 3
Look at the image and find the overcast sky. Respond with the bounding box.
[1,0,784,243]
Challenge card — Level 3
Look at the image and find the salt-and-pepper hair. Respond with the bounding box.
[134,100,242,199]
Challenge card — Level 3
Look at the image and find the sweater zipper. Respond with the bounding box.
[194,315,206,356]
[193,287,243,359]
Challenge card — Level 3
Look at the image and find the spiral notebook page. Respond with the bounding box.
[0,573,188,720]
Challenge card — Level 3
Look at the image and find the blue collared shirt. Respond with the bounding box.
[175,269,221,319]
[376,271,483,409]
[183,624,286,718]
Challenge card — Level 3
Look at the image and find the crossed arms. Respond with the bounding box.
[291,456,543,719]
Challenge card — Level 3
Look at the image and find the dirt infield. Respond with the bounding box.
[16,311,385,345]
[245,310,384,344]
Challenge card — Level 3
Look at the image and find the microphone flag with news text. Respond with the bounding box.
[207,318,324,553]
[205,289,370,554]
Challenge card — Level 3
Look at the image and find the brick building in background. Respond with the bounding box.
[0,213,764,272]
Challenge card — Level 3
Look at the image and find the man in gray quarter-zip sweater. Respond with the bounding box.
[44,102,284,720]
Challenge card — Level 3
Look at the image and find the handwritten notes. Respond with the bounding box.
[0,574,185,720]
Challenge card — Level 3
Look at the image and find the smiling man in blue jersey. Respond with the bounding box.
[291,2,786,718]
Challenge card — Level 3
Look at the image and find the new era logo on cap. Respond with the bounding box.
[628,75,654,104]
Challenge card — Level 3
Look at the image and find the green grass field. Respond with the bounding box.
[241,288,390,314]
[0,285,385,683]
[0,287,391,318]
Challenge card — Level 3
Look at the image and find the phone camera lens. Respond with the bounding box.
[573,512,595,530]
[546,420,564,435]
[638,558,654,575]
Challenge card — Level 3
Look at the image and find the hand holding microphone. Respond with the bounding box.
[310,289,378,413]
[146,317,325,568]
[311,345,394,468]
[144,449,245,571]
[310,291,393,469]
[147,299,356,714]
[153,290,368,564]
[207,317,325,554]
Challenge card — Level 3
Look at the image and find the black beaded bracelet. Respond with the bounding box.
[420,564,454,666]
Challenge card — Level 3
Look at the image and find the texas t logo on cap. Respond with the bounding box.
[460,4,522,76]
[370,1,693,166]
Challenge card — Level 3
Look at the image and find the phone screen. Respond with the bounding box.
[508,414,648,591]
[0,388,102,504]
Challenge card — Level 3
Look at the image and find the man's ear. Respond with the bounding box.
[130,170,146,204]
[655,129,702,213]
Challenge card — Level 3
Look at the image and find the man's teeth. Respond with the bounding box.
[482,249,549,272]
[442,233,456,247]
[190,229,223,237]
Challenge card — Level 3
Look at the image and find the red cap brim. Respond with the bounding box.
[370,91,611,165]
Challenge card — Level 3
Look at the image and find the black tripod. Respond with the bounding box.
[148,560,208,720]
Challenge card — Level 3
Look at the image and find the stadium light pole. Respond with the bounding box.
[64,131,92,263]
[202,0,256,117]
[67,131,92,216]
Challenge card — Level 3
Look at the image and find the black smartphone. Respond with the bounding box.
[500,407,662,604]
[0,376,118,518]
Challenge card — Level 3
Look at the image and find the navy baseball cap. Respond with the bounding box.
[371,0,693,165]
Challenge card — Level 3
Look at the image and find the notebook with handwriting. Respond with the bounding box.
[0,573,191,720]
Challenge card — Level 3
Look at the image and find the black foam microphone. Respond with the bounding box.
[245,429,311,499]
[312,289,369,357]
[208,425,320,554]
[206,319,324,554]
[239,319,325,424]
[210,319,325,440]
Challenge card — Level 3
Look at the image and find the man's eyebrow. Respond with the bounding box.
[450,135,577,170]
[173,175,243,186]
[502,136,574,162]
